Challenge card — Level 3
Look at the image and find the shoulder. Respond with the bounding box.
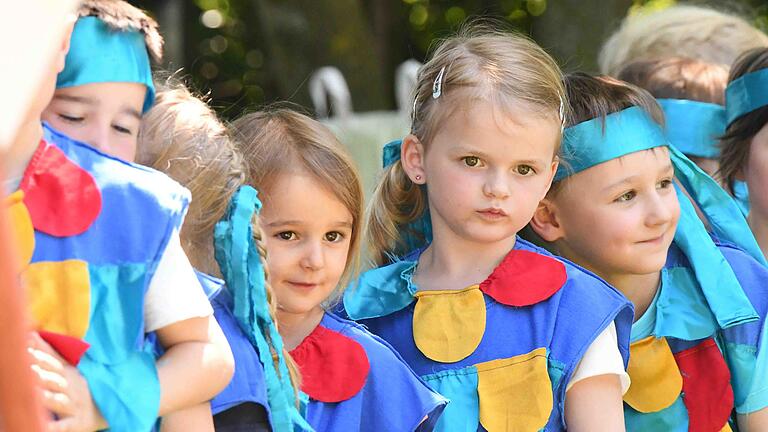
[322,312,409,363]
[344,260,417,320]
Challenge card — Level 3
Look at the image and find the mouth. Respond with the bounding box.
[286,281,320,290]
[637,233,667,245]
[476,207,508,220]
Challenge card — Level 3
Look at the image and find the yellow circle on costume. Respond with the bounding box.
[623,336,683,413]
[5,190,35,267]
[477,347,552,432]
[24,260,91,339]
[413,286,486,363]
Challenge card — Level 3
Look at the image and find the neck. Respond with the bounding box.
[414,225,517,292]
[600,270,661,322]
[748,210,768,261]
[2,121,41,184]
[276,306,325,351]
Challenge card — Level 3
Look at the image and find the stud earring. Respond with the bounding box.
[415,175,422,181]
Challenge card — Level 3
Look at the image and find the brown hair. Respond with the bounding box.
[719,47,768,195]
[549,73,665,195]
[78,0,163,62]
[137,78,301,396]
[367,23,566,265]
[617,57,728,104]
[599,4,768,76]
[231,108,364,301]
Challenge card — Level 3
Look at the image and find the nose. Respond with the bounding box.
[84,123,113,156]
[482,169,510,199]
[300,240,324,270]
[645,190,676,227]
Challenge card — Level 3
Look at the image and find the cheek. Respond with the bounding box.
[115,136,138,162]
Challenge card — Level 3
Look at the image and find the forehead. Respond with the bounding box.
[260,172,353,223]
[54,82,146,109]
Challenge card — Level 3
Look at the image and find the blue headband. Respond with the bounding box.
[214,186,312,431]
[57,17,155,113]
[657,99,725,159]
[725,68,768,126]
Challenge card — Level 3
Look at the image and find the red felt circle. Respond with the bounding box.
[673,338,734,432]
[480,249,567,306]
[290,324,370,403]
[20,141,101,237]
[38,330,90,366]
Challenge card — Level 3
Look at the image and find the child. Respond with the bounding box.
[530,72,768,431]
[137,80,307,431]
[9,12,234,432]
[231,108,447,431]
[41,0,161,161]
[721,47,768,260]
[344,27,634,431]
[598,4,768,77]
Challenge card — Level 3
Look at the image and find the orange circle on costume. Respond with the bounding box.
[413,286,486,363]
[5,190,35,267]
[624,336,683,413]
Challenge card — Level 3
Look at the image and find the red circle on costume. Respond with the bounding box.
[480,250,567,306]
[20,141,101,237]
[290,324,370,403]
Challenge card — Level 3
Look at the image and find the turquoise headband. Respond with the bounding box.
[725,68,768,126]
[214,186,312,431]
[57,16,155,113]
[658,99,725,159]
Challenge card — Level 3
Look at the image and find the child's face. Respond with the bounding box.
[745,123,768,220]
[41,82,145,161]
[418,101,559,245]
[549,148,680,278]
[259,172,353,317]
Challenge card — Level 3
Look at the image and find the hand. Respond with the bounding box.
[28,333,108,432]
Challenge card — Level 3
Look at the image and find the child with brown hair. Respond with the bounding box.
[530,72,768,431]
[721,47,768,260]
[345,25,634,431]
[137,79,307,432]
[231,108,447,431]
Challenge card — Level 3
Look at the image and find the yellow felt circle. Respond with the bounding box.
[477,347,552,432]
[413,286,486,363]
[5,190,34,267]
[24,260,91,339]
[623,336,683,413]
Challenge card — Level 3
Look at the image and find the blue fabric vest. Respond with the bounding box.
[31,124,189,431]
[345,238,634,431]
[303,312,447,431]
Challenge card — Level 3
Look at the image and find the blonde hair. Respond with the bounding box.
[367,23,566,265]
[231,108,364,303]
[600,5,768,77]
[617,57,728,105]
[136,78,302,397]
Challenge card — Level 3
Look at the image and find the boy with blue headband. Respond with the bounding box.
[5,3,236,431]
[41,0,161,161]
[721,47,768,260]
[530,73,768,431]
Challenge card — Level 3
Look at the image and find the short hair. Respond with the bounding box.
[617,57,728,104]
[77,0,163,62]
[719,48,768,194]
[599,4,768,76]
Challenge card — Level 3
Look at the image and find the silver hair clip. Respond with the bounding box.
[558,95,565,132]
[432,66,446,99]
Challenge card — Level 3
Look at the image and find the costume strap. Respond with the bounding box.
[57,16,155,112]
[214,186,312,431]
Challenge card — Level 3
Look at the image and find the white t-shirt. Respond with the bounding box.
[566,322,630,394]
[143,230,213,332]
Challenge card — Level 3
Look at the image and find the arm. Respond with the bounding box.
[738,409,768,431]
[160,403,214,432]
[565,374,626,432]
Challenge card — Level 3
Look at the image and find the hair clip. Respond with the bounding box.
[432,66,446,99]
[558,95,565,132]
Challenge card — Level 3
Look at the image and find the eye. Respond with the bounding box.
[324,231,344,242]
[112,124,133,135]
[658,179,673,189]
[615,191,636,202]
[276,231,296,241]
[515,165,535,176]
[462,156,480,167]
[58,114,83,123]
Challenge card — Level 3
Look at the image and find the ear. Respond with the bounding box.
[400,134,427,184]
[529,197,566,242]
[53,17,76,73]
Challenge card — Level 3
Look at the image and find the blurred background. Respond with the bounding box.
[140,0,768,193]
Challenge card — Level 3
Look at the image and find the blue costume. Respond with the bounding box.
[557,105,768,430]
[345,238,634,431]
[8,124,189,431]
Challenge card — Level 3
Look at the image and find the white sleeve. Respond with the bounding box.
[566,322,630,394]
[143,230,213,332]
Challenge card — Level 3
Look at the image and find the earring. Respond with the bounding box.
[415,175,422,181]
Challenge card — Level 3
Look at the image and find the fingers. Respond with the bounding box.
[41,388,74,417]
[31,363,69,394]
[29,346,65,374]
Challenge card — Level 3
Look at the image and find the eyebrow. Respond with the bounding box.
[266,220,353,229]
[601,162,674,192]
[54,94,142,120]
